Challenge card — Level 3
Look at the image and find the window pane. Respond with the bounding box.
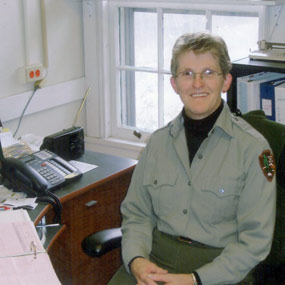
[117,7,261,138]
[136,72,158,131]
[120,70,135,128]
[212,13,259,61]
[164,74,183,124]
[163,11,207,71]
[120,70,158,131]
[134,10,157,68]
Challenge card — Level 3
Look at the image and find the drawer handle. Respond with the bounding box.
[85,200,98,207]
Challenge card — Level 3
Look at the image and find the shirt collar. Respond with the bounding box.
[169,100,234,138]
[213,102,234,138]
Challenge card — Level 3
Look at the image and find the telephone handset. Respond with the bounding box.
[0,149,82,197]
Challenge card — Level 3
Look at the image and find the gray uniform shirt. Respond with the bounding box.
[121,103,276,284]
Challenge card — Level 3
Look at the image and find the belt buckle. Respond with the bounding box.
[178,236,192,244]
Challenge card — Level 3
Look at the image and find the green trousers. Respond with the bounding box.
[109,229,253,284]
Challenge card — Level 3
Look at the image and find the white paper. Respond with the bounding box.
[3,198,38,210]
[0,185,27,202]
[69,160,98,173]
[0,209,30,223]
[0,254,61,285]
[261,99,272,116]
[0,186,37,210]
[19,134,44,152]
[0,131,19,148]
[275,82,285,124]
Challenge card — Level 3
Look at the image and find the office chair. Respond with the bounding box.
[240,110,285,284]
[81,109,285,284]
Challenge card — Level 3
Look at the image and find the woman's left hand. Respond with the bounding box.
[148,273,195,285]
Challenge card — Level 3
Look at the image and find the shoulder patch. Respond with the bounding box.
[259,150,276,182]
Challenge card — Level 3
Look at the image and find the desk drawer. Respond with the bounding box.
[62,171,131,230]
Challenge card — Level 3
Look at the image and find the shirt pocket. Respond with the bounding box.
[199,177,242,224]
[143,170,178,217]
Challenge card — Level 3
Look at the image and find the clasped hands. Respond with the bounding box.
[131,257,195,285]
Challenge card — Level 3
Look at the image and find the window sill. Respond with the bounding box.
[110,0,284,6]
[85,136,146,160]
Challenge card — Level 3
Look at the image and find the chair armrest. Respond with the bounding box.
[81,228,122,258]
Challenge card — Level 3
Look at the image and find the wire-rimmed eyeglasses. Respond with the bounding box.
[175,69,223,81]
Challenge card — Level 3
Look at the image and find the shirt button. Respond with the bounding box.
[183,209,188,214]
[198,154,203,159]
[154,180,158,185]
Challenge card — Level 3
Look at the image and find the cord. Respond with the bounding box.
[269,5,283,42]
[13,85,40,139]
[47,191,62,224]
[46,191,62,224]
[36,192,62,224]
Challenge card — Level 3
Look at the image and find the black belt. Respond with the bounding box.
[155,229,217,249]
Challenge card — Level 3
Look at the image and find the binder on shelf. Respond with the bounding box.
[0,209,61,284]
[236,72,285,113]
[274,82,285,124]
[260,78,285,123]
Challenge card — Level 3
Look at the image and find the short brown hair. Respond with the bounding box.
[171,32,232,78]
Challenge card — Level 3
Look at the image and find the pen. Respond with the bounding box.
[36,223,60,228]
[0,205,12,211]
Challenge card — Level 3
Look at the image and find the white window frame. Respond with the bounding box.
[83,0,277,157]
[110,1,266,141]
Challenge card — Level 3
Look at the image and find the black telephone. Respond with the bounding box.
[0,148,82,197]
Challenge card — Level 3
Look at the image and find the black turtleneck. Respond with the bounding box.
[183,101,223,164]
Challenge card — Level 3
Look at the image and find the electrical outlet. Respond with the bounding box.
[24,64,44,83]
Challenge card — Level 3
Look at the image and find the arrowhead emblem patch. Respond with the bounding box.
[259,150,276,182]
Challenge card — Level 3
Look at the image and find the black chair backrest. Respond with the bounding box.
[240,110,285,283]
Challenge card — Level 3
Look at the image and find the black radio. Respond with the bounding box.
[40,87,91,161]
[40,126,84,161]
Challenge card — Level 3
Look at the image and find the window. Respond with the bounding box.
[108,1,262,141]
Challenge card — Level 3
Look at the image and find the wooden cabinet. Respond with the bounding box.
[32,151,137,285]
[227,58,285,112]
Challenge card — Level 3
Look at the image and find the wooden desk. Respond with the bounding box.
[30,151,137,285]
